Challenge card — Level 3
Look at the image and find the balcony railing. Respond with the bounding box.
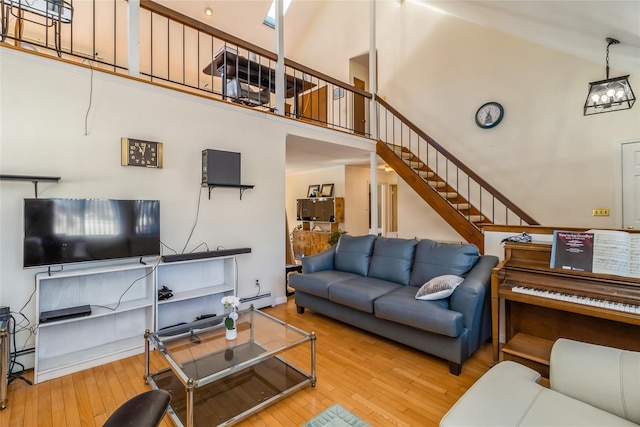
[0,0,371,136]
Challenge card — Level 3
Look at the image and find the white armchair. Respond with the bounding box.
[440,338,640,426]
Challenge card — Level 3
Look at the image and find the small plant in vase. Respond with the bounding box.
[221,295,240,340]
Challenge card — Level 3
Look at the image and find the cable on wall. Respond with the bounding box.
[181,184,205,254]
[82,58,95,136]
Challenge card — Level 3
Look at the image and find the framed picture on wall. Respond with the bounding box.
[320,183,334,197]
[307,185,320,198]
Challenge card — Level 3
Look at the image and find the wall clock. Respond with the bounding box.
[475,102,504,129]
[121,138,163,168]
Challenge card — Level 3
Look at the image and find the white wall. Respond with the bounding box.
[382,7,638,227]
[289,1,640,238]
[397,180,466,242]
[0,48,369,367]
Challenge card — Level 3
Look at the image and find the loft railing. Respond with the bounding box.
[376,95,539,229]
[1,0,537,234]
[0,0,371,136]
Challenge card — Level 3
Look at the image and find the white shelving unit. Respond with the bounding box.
[35,262,155,384]
[33,253,240,384]
[155,255,236,330]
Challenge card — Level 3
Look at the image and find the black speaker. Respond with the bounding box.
[202,149,241,186]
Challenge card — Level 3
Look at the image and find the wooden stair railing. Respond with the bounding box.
[375,96,538,250]
[377,141,486,249]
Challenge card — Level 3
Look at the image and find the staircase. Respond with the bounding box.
[375,96,538,250]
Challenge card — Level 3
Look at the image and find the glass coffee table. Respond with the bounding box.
[144,306,316,427]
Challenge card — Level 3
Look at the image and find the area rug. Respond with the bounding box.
[302,404,372,427]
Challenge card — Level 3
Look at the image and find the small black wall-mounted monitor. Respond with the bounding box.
[202,149,241,186]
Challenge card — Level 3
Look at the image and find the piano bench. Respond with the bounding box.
[441,338,640,427]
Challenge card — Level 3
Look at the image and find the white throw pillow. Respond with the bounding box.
[415,275,464,300]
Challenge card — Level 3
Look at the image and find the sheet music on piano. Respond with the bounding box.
[550,229,640,279]
[589,229,640,279]
[550,230,594,272]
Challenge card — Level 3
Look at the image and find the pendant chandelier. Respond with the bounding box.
[583,38,635,116]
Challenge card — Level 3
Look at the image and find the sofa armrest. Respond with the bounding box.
[449,255,498,350]
[550,338,640,424]
[301,246,336,273]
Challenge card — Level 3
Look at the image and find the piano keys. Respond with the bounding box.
[491,241,640,377]
[511,286,640,314]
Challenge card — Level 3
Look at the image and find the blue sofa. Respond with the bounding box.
[289,235,499,375]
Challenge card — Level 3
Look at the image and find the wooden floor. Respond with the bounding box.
[1,298,493,426]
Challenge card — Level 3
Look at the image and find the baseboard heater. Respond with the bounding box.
[240,293,272,304]
[161,247,251,263]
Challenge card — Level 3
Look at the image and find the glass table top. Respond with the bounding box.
[148,307,312,387]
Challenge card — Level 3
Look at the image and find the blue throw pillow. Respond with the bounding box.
[334,234,376,277]
[409,239,479,286]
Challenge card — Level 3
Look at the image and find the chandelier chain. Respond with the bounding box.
[604,38,619,79]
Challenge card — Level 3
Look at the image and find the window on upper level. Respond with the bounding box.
[263,0,292,28]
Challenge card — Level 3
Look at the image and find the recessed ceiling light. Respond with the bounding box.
[204,7,213,16]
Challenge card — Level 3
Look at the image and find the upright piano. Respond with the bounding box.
[492,241,640,377]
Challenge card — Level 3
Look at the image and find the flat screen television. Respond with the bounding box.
[23,198,160,268]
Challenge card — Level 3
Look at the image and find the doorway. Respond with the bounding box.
[353,77,366,135]
[368,182,398,237]
[621,140,640,230]
[298,85,327,125]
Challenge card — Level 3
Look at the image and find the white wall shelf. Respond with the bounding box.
[35,262,155,384]
[33,253,242,383]
[157,284,234,305]
[155,255,237,330]
[38,335,146,381]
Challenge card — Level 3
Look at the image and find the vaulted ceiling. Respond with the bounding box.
[157,0,639,72]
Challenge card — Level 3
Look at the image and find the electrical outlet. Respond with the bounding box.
[255,279,260,287]
[592,208,610,216]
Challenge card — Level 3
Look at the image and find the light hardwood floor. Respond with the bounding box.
[1,298,493,426]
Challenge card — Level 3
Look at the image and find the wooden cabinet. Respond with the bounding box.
[296,197,344,232]
[292,230,332,258]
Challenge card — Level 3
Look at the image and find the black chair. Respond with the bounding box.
[104,389,171,427]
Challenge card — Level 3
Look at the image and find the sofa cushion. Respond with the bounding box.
[521,389,639,427]
[289,270,359,298]
[367,237,416,285]
[409,239,479,287]
[440,361,543,427]
[441,359,638,427]
[334,234,377,277]
[374,286,464,337]
[550,338,640,424]
[328,276,401,313]
[415,275,464,300]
